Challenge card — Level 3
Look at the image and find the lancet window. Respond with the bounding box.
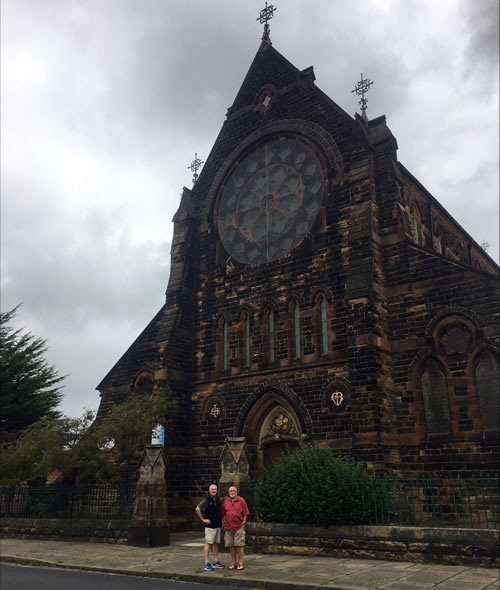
[242,311,251,367]
[217,315,228,372]
[290,301,301,360]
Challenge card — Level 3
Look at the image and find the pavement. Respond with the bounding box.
[0,531,499,590]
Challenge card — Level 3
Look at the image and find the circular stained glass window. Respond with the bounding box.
[216,138,325,265]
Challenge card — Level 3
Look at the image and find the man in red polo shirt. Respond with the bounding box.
[222,485,250,570]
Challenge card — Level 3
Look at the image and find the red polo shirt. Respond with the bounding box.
[222,495,249,531]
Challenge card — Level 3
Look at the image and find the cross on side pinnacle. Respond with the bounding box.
[257,2,277,42]
[352,73,374,114]
[188,153,204,185]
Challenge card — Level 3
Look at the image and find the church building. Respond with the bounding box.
[96,11,499,510]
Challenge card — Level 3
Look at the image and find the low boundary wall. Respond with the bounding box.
[3,519,499,566]
[0,518,129,543]
[246,522,500,567]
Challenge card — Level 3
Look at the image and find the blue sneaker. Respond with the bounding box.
[204,563,214,571]
[213,561,225,569]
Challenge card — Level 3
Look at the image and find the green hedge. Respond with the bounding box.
[255,445,389,526]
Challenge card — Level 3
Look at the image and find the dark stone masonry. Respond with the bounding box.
[96,40,499,511]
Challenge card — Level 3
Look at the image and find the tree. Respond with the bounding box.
[0,387,175,487]
[96,387,175,471]
[0,411,107,487]
[0,305,65,441]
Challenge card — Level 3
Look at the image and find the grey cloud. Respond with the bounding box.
[1,0,497,418]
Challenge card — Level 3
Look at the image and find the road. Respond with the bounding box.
[0,564,249,590]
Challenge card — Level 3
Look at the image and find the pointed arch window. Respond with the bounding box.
[242,312,251,367]
[223,319,228,371]
[317,296,328,355]
[421,358,451,435]
[292,302,301,360]
[410,207,421,245]
[268,309,275,363]
[217,315,228,372]
[476,351,500,432]
[134,372,154,395]
[434,227,445,254]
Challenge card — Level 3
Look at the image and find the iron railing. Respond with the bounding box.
[2,475,498,529]
[241,474,500,529]
[0,484,136,520]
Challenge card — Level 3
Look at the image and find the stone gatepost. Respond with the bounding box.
[219,437,249,498]
[128,444,170,547]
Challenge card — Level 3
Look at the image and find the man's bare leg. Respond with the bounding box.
[213,542,219,561]
[236,546,244,568]
[203,543,210,563]
[230,546,237,567]
[204,543,211,563]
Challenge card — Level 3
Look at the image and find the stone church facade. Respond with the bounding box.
[96,40,499,504]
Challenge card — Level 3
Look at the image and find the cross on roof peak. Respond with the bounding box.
[257,2,277,42]
[188,153,204,185]
[352,73,374,116]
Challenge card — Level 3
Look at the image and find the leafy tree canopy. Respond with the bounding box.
[0,387,175,487]
[0,305,65,441]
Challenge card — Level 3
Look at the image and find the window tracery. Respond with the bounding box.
[413,311,498,439]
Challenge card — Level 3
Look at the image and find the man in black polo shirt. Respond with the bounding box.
[195,484,225,571]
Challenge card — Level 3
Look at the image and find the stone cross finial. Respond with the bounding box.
[188,152,204,185]
[352,73,374,114]
[257,2,277,42]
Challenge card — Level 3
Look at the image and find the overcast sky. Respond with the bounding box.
[1,0,499,418]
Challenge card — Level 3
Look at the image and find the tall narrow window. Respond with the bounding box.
[293,303,301,360]
[435,232,443,254]
[268,310,275,362]
[411,209,420,244]
[222,319,228,371]
[320,296,328,355]
[476,351,500,432]
[421,358,451,435]
[244,313,251,367]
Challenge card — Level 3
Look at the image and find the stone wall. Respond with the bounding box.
[0,518,129,543]
[247,522,500,567]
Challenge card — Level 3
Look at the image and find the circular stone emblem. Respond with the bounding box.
[216,138,324,265]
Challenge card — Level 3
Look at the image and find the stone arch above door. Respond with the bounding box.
[232,381,312,477]
[232,380,313,437]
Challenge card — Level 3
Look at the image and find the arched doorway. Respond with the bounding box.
[240,391,303,478]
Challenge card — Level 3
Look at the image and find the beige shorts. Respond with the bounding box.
[205,527,221,544]
[224,526,245,547]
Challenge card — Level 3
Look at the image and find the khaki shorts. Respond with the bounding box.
[205,527,221,544]
[224,527,245,547]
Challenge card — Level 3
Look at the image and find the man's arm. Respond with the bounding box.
[242,498,250,524]
[195,502,211,525]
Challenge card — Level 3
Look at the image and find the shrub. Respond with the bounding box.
[255,445,388,526]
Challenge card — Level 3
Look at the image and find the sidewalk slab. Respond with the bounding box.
[0,533,498,590]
